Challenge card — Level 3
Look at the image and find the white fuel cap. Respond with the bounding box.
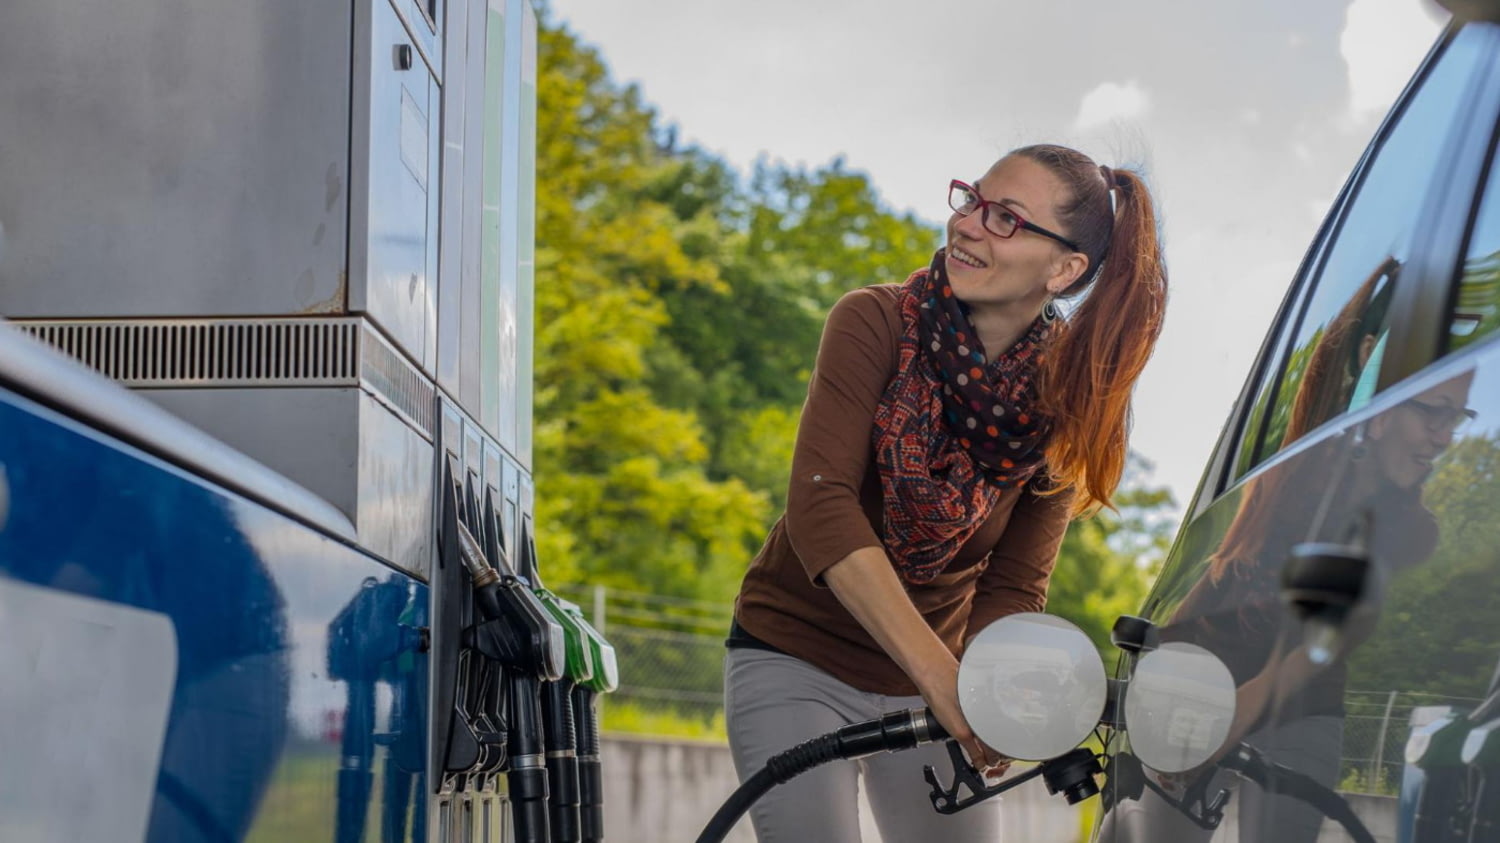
[1124,642,1236,773]
[958,613,1108,761]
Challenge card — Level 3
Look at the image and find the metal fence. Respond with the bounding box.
[555,585,733,726]
[555,586,1483,794]
[1339,690,1481,795]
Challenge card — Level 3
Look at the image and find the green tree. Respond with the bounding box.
[534,19,766,601]
[1347,433,1500,700]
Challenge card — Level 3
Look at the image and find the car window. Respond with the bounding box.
[1448,132,1500,354]
[1233,30,1485,479]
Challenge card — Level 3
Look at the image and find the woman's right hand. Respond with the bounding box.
[919,656,1012,779]
[821,548,1015,778]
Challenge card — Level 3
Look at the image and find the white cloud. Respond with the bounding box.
[1072,80,1151,132]
[1340,0,1446,119]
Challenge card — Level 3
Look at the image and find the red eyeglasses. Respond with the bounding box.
[948,180,1081,252]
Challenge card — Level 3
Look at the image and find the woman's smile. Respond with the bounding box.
[947,244,988,269]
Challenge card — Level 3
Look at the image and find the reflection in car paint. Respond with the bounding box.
[1102,361,1474,842]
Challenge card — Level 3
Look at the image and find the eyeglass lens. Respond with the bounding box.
[949,183,1019,238]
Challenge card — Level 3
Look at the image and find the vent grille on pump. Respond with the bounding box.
[12,316,434,437]
[359,325,436,435]
[13,318,361,385]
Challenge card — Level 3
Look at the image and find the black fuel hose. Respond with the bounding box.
[1221,745,1376,843]
[507,673,551,843]
[694,708,947,843]
[542,679,582,842]
[573,686,605,843]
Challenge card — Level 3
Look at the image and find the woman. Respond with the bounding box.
[724,144,1169,841]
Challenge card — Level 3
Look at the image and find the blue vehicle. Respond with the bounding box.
[0,1,614,842]
[0,325,433,841]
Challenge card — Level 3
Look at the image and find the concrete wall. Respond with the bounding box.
[601,735,758,843]
[599,736,1400,843]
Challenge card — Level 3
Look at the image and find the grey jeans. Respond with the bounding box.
[723,647,1002,842]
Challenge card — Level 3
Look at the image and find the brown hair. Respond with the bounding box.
[1013,144,1169,516]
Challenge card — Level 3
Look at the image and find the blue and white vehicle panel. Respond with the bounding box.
[0,327,430,843]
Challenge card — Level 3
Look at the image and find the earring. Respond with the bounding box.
[1041,300,1059,324]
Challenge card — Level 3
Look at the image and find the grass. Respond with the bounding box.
[601,700,728,741]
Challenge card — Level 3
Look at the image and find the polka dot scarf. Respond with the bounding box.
[871,248,1056,584]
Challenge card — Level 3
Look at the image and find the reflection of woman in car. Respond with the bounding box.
[1106,255,1472,842]
[1281,257,1399,435]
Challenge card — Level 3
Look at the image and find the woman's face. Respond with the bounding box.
[1367,376,1474,489]
[944,156,1084,309]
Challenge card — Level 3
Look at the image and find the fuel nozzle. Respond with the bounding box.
[696,708,946,843]
[525,533,596,843]
[454,521,565,680]
[456,524,501,590]
[454,519,565,843]
[1282,539,1370,666]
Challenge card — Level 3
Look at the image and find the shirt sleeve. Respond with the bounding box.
[965,484,1074,641]
[783,287,901,585]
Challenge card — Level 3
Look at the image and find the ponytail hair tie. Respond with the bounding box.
[1099,165,1119,216]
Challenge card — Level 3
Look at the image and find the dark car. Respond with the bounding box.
[1092,3,1500,842]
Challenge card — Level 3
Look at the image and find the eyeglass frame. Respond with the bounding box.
[948,179,1081,253]
[1400,398,1477,433]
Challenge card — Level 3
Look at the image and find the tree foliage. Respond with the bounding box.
[1047,456,1177,664]
[1347,433,1500,700]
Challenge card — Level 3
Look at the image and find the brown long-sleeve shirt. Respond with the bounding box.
[734,283,1074,696]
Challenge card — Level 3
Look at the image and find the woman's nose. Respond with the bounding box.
[1433,426,1456,448]
[952,209,987,239]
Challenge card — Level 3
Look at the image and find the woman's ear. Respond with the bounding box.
[1047,253,1089,295]
[1357,334,1378,370]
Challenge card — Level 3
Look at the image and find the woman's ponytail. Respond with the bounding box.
[1013,146,1168,515]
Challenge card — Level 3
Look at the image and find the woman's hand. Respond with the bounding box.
[821,547,1012,778]
[917,656,1012,779]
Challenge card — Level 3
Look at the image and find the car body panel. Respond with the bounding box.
[1097,16,1500,843]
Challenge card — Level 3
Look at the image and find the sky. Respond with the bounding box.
[548,0,1449,510]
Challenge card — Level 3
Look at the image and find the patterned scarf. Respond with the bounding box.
[871,249,1056,584]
